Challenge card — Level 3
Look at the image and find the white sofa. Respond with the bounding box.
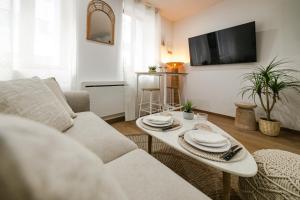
[0,82,210,200]
[63,91,211,200]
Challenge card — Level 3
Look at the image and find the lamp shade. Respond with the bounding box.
[166,62,185,73]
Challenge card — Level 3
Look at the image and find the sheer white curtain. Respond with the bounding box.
[122,0,161,121]
[0,0,77,89]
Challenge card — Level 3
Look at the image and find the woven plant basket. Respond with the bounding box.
[258,118,280,136]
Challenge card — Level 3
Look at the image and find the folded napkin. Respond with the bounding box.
[189,130,227,144]
[146,116,172,124]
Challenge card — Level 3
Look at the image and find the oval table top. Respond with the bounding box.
[136,111,258,177]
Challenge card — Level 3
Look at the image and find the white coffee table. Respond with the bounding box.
[136,111,257,200]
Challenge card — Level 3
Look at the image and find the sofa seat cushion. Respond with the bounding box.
[0,114,128,200]
[105,149,211,200]
[65,112,138,163]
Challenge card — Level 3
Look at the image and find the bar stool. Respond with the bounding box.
[167,86,182,110]
[139,88,162,117]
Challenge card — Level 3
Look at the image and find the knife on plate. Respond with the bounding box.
[220,145,239,159]
[223,147,243,161]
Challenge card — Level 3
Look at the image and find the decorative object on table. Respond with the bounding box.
[148,66,157,73]
[158,66,164,72]
[182,100,194,120]
[166,62,185,73]
[86,0,115,45]
[234,102,257,131]
[240,57,300,136]
[195,112,208,122]
[239,149,300,200]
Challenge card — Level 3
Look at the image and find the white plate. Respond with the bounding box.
[142,118,173,127]
[145,115,173,125]
[184,132,231,153]
[195,140,228,148]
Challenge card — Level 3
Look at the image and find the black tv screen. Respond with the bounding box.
[188,22,257,66]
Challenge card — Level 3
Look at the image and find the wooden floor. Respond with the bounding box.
[111,112,300,155]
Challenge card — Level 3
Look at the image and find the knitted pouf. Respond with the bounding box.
[239,149,300,200]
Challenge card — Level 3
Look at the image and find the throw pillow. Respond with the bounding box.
[0,77,73,131]
[43,77,77,118]
[0,114,128,200]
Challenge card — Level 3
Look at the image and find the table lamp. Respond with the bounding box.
[166,62,185,73]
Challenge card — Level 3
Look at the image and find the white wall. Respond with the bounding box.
[76,0,123,86]
[160,17,174,63]
[173,0,300,130]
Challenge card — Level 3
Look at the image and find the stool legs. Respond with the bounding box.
[139,90,144,117]
[149,91,153,114]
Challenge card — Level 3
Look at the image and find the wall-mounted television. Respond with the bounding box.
[188,21,257,66]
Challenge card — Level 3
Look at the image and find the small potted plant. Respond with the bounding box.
[148,66,157,73]
[240,57,300,136]
[182,100,194,120]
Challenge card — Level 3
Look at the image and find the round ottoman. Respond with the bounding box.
[239,149,300,200]
[234,102,257,131]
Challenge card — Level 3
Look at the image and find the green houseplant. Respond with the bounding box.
[240,57,300,136]
[182,100,194,120]
[148,66,157,73]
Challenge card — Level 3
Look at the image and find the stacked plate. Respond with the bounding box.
[142,115,174,128]
[184,129,231,153]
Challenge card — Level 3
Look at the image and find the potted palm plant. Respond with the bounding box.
[240,57,300,136]
[182,100,194,120]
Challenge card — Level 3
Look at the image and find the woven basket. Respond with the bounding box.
[258,118,280,136]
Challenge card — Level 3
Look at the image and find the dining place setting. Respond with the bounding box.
[139,113,246,162]
[178,122,246,162]
[140,114,182,131]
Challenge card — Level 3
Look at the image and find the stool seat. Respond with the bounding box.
[167,86,179,89]
[235,102,257,109]
[142,88,160,91]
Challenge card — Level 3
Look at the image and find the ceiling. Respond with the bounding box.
[143,0,223,22]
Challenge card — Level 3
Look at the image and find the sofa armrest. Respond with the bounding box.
[64,91,90,113]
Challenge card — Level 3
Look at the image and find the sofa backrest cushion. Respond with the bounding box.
[43,77,77,118]
[0,114,128,200]
[0,77,73,131]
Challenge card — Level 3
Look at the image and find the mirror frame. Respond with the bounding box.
[86,0,115,45]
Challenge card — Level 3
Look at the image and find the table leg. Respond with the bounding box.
[148,135,152,154]
[163,73,167,107]
[223,172,231,200]
[136,74,139,118]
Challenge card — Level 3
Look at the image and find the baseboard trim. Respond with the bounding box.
[193,109,300,134]
[193,109,234,120]
[105,116,125,124]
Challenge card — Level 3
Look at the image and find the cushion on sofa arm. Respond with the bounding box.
[65,112,138,163]
[43,77,77,118]
[0,114,128,200]
[105,149,211,200]
[0,77,73,131]
[63,91,90,113]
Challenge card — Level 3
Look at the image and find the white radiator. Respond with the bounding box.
[81,81,125,120]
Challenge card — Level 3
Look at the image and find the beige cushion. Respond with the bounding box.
[0,77,73,131]
[0,114,128,200]
[43,77,77,118]
[105,149,211,200]
[65,112,138,163]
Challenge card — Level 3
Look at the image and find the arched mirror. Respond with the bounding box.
[87,0,115,45]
